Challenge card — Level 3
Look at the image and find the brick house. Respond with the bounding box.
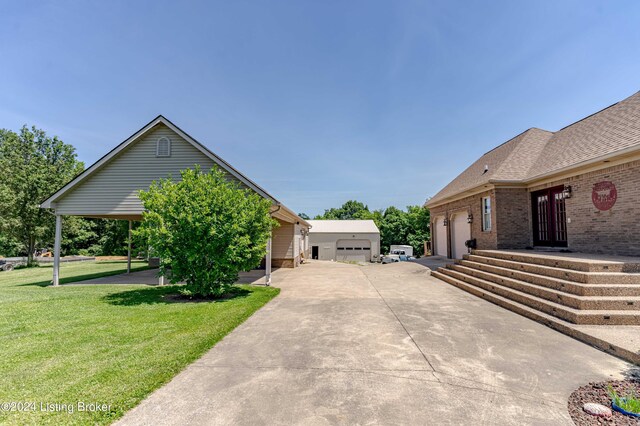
[426,91,640,259]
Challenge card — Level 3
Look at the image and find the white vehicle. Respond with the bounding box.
[381,254,400,264]
[390,245,413,257]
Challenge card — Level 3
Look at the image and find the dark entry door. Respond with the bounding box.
[531,186,568,247]
[312,246,319,260]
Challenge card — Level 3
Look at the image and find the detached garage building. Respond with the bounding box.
[307,220,380,262]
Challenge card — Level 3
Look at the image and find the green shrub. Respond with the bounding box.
[136,166,276,298]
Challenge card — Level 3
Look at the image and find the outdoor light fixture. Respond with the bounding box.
[563,185,572,199]
[443,218,449,226]
[467,213,473,224]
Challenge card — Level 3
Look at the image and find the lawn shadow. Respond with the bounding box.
[17,267,150,288]
[102,285,251,306]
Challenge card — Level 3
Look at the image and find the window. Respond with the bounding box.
[156,137,171,157]
[482,196,492,231]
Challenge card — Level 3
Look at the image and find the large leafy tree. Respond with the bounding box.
[136,166,276,298]
[0,126,83,263]
[406,205,431,256]
[379,206,410,253]
[315,200,371,220]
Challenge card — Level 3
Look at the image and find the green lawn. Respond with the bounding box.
[0,261,279,425]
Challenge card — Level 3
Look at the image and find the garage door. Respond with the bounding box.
[435,217,448,257]
[451,212,471,259]
[336,239,371,262]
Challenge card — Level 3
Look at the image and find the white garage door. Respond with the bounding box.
[336,239,371,262]
[451,213,471,259]
[435,216,447,257]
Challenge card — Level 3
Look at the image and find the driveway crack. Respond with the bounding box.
[359,268,441,382]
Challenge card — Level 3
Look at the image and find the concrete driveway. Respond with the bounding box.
[117,261,634,425]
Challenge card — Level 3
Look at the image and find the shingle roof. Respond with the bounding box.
[426,128,553,204]
[427,91,640,207]
[307,220,380,234]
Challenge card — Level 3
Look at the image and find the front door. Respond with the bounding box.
[312,246,319,260]
[531,186,568,247]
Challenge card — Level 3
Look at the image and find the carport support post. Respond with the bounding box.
[265,236,272,286]
[53,214,62,287]
[127,220,132,274]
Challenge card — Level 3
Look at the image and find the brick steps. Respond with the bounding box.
[431,250,640,326]
[444,264,640,311]
[456,260,640,297]
[434,269,640,325]
[429,270,640,365]
[465,254,640,284]
[473,250,640,274]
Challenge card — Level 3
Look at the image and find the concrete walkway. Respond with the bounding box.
[117,261,635,425]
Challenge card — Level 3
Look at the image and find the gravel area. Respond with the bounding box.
[568,380,640,425]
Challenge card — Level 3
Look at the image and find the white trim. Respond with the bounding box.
[53,215,62,286]
[481,196,492,232]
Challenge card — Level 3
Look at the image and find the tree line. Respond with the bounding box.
[0,126,136,261]
[300,200,431,256]
[0,125,432,261]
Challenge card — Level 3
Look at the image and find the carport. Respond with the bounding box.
[40,115,309,286]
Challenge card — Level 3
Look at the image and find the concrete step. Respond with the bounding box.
[448,264,640,310]
[435,267,640,325]
[464,254,640,284]
[457,259,640,297]
[429,270,640,366]
[471,249,640,274]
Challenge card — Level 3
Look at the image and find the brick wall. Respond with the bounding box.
[529,160,640,256]
[430,159,640,257]
[429,189,498,256]
[495,188,532,249]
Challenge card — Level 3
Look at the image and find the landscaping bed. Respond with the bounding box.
[0,261,279,425]
[568,380,640,425]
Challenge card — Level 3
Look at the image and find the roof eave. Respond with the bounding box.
[522,144,640,184]
[425,183,496,208]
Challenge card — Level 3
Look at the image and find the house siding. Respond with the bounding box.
[272,219,295,267]
[53,123,246,216]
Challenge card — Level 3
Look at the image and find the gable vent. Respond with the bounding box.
[156,137,171,157]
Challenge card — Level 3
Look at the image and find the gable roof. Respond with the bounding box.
[426,91,640,207]
[40,115,309,226]
[307,220,380,234]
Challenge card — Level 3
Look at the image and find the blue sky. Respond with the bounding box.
[1,1,639,217]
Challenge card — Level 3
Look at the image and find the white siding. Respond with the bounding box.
[53,124,246,216]
[308,232,380,262]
